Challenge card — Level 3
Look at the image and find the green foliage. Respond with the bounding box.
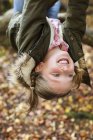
[0,0,12,14]
[66,111,93,120]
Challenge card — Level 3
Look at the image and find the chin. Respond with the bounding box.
[56,90,71,98]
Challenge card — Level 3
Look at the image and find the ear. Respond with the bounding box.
[35,62,44,72]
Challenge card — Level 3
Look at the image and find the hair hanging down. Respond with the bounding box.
[29,66,85,110]
[73,66,85,88]
[29,72,60,110]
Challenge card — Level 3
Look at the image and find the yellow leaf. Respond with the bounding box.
[65,107,71,113]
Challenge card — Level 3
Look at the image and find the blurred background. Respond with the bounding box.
[0,0,93,139]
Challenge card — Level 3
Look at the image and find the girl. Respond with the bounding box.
[8,0,90,110]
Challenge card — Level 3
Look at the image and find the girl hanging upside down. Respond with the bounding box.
[7,0,90,110]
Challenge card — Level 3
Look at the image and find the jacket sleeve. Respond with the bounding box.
[62,0,89,62]
[17,0,57,61]
[63,0,89,39]
[62,0,91,86]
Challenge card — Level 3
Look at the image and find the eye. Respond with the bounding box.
[69,74,73,77]
[69,74,74,78]
[52,73,60,77]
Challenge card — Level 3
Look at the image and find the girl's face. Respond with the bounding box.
[35,47,75,95]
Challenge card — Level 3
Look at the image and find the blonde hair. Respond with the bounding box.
[73,66,85,88]
[29,66,85,110]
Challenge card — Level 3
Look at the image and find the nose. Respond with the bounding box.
[60,65,68,72]
[58,64,74,75]
[58,63,68,72]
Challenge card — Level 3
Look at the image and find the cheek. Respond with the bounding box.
[70,63,75,72]
[46,58,56,67]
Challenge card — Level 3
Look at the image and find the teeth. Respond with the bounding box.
[59,60,68,64]
[58,59,69,64]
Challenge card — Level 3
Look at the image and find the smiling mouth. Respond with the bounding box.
[58,58,69,64]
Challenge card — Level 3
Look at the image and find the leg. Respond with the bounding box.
[47,0,61,19]
[13,0,24,13]
[13,0,60,17]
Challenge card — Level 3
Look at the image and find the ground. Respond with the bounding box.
[0,43,93,140]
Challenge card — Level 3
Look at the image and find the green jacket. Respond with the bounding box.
[8,0,90,86]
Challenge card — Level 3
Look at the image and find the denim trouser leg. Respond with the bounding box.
[13,0,61,18]
[13,0,24,13]
[47,1,61,19]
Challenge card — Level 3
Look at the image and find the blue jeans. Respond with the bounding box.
[13,0,24,13]
[47,1,61,19]
[13,0,61,18]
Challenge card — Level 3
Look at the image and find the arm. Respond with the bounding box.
[17,0,57,55]
[62,0,89,62]
[63,0,89,39]
[62,0,90,86]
